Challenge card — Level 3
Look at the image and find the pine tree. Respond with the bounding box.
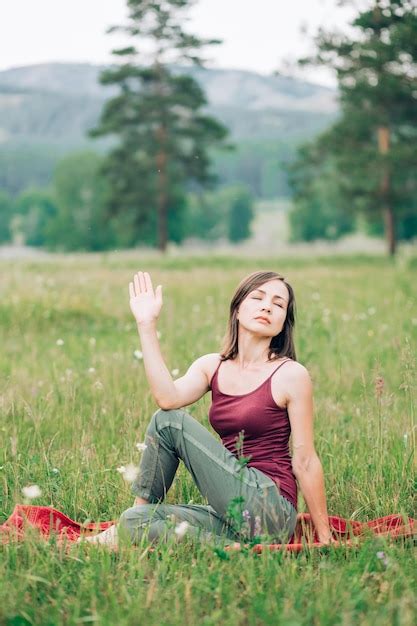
[297,0,417,255]
[90,0,229,251]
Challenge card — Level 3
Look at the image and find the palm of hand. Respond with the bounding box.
[129,271,163,325]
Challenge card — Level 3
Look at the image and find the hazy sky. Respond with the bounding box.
[0,0,357,86]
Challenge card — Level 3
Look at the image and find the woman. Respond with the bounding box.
[84,269,334,548]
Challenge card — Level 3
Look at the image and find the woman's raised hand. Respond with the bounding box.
[129,271,163,326]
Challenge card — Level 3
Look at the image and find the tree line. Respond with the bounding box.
[0,151,253,250]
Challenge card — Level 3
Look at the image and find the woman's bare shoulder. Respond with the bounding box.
[197,353,223,382]
[278,359,312,382]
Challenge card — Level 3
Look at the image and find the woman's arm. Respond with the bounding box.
[129,271,214,410]
[285,363,334,544]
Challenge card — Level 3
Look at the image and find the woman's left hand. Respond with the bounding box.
[317,534,339,546]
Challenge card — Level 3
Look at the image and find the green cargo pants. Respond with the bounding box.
[119,408,297,545]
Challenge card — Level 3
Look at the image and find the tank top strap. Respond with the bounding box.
[268,358,292,380]
[209,357,223,389]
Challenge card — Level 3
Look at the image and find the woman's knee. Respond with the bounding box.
[151,407,189,431]
[119,504,152,529]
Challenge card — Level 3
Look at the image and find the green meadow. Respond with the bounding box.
[0,254,416,626]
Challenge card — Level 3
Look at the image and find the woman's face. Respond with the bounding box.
[237,279,289,337]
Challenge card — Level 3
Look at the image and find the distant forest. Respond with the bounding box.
[0,63,337,198]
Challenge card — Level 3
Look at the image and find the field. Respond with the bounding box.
[1,253,416,626]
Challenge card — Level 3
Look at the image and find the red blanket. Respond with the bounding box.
[1,505,415,552]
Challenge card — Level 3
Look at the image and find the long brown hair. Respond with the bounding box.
[220,271,297,362]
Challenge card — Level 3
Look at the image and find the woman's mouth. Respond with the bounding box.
[255,317,270,324]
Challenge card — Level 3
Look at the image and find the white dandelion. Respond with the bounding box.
[120,463,139,483]
[133,350,143,360]
[171,368,179,377]
[22,485,42,500]
[88,367,96,374]
[135,442,148,452]
[56,338,64,346]
[174,521,190,538]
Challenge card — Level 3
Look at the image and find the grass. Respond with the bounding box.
[0,254,416,625]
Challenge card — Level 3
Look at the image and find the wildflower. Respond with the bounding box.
[367,307,376,315]
[133,350,143,360]
[376,550,389,567]
[116,463,139,483]
[375,376,384,399]
[93,380,104,391]
[192,304,200,313]
[254,515,262,536]
[341,313,351,322]
[367,330,374,337]
[135,442,148,452]
[322,308,331,316]
[356,313,367,321]
[89,337,96,346]
[22,485,42,499]
[242,509,251,523]
[56,339,64,346]
[88,367,96,374]
[174,521,190,538]
[171,368,179,377]
[52,468,59,474]
[403,433,408,447]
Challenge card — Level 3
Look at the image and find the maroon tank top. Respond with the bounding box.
[208,358,298,511]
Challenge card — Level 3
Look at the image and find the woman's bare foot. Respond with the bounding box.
[76,524,119,550]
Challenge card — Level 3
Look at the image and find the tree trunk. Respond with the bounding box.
[377,126,396,256]
[156,125,168,252]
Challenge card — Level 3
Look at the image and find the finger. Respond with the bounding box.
[138,271,146,292]
[129,282,135,299]
[144,272,154,294]
[134,273,140,296]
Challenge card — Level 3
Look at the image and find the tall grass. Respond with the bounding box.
[0,255,416,625]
